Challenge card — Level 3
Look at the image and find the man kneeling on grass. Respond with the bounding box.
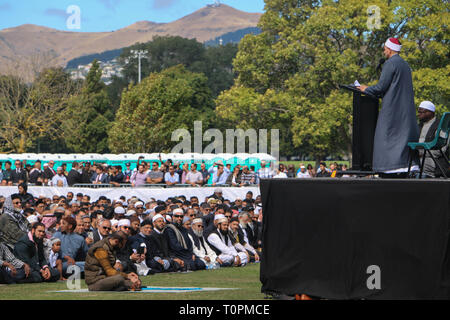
[84,231,141,291]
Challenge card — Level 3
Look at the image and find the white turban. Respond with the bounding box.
[117,219,130,227]
[114,207,125,214]
[172,208,184,215]
[152,214,165,223]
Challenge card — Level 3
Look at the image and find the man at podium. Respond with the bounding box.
[357,38,419,178]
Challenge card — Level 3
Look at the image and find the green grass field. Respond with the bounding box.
[0,263,265,300]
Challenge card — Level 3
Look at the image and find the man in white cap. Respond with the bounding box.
[188,218,223,269]
[147,214,183,273]
[206,216,248,267]
[417,101,448,177]
[296,163,311,178]
[358,38,419,177]
[114,206,126,219]
[116,218,141,274]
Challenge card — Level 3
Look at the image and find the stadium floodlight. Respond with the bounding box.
[130,49,148,83]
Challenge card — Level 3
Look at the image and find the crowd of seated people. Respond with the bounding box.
[0,186,263,291]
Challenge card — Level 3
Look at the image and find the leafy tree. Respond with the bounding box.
[62,60,114,153]
[0,67,79,153]
[108,65,214,153]
[216,0,449,161]
[119,36,207,84]
[118,36,238,98]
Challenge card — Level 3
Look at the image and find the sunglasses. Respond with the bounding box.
[102,226,112,231]
[189,214,195,217]
[122,226,130,229]
[196,225,204,228]
[13,201,21,205]
[173,215,184,218]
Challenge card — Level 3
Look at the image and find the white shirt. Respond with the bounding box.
[296,171,311,178]
[188,234,217,262]
[207,231,238,257]
[273,172,288,179]
[51,174,68,187]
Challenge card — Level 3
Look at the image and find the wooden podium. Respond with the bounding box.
[340,84,379,171]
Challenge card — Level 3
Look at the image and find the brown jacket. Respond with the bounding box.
[84,237,127,285]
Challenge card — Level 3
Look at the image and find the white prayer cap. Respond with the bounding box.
[110,219,119,226]
[27,215,39,224]
[49,237,61,246]
[152,214,165,223]
[114,207,125,215]
[117,219,130,227]
[214,214,226,221]
[419,101,435,113]
[125,210,136,217]
[173,208,184,215]
[192,218,203,225]
[135,201,144,207]
[216,217,228,224]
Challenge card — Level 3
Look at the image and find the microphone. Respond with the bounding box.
[376,58,386,72]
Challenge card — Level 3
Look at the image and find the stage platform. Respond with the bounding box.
[260,178,450,299]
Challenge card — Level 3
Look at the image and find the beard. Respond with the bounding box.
[219,228,228,236]
[33,235,43,246]
[240,221,248,228]
[192,228,203,238]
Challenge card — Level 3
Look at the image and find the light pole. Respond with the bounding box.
[130,49,148,83]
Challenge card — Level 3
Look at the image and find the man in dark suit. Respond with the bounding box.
[43,161,57,182]
[10,160,27,184]
[90,166,109,184]
[67,162,82,186]
[92,218,112,244]
[147,214,182,273]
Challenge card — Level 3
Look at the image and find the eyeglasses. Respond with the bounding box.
[189,214,195,217]
[173,215,184,218]
[122,226,130,229]
[197,225,204,228]
[102,226,112,231]
[12,201,21,205]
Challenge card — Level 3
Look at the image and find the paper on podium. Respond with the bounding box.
[354,80,360,87]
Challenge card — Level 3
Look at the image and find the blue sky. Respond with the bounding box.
[0,0,266,32]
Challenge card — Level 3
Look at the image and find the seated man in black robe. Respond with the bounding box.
[147,214,183,273]
[164,209,205,272]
